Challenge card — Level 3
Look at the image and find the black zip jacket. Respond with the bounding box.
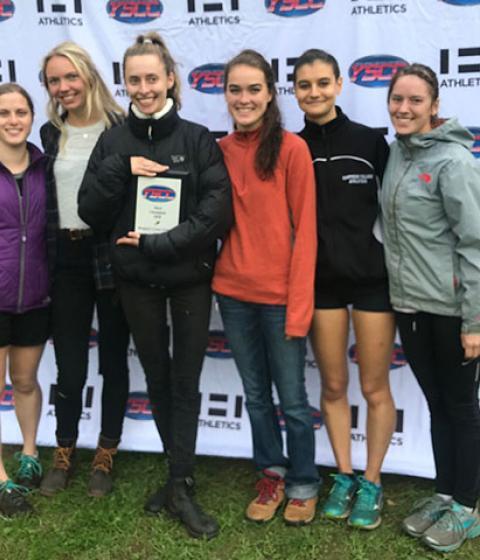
[78,105,233,288]
[298,107,389,287]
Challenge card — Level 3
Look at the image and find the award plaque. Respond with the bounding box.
[134,170,188,235]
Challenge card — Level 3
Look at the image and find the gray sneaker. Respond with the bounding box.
[422,501,480,553]
[402,495,448,537]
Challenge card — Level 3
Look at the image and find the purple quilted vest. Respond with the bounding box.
[0,143,49,313]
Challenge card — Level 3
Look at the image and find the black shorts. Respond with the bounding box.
[315,281,392,312]
[0,307,50,347]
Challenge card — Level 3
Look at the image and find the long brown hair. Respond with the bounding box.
[224,50,283,180]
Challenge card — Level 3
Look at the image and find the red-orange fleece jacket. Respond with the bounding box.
[212,128,317,338]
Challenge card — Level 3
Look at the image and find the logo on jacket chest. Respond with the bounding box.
[418,172,432,184]
[171,154,186,164]
[342,173,374,184]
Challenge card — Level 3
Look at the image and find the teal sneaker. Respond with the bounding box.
[322,473,358,519]
[348,476,383,530]
[14,452,43,491]
[421,501,480,553]
[402,495,449,537]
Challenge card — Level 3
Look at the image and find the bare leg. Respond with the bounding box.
[0,346,9,481]
[9,345,44,457]
[352,310,396,484]
[311,309,352,473]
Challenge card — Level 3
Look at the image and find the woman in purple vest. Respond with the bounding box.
[0,83,49,517]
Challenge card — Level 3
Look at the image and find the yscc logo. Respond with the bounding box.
[106,0,163,23]
[0,0,15,22]
[142,185,176,202]
[349,55,408,88]
[188,64,225,94]
[276,405,323,430]
[265,0,325,17]
[349,342,407,370]
[440,0,480,5]
[0,384,14,410]
[206,330,232,359]
[125,391,152,420]
[468,127,480,158]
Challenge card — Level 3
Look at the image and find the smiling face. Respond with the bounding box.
[388,74,439,136]
[124,54,174,115]
[0,92,33,149]
[44,55,88,116]
[224,64,272,132]
[294,60,342,125]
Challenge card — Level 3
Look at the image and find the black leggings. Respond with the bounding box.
[118,280,212,479]
[52,236,130,445]
[397,312,480,508]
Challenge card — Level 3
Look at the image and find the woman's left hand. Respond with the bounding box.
[116,231,141,248]
[461,333,480,360]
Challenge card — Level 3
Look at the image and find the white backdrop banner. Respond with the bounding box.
[1,0,480,478]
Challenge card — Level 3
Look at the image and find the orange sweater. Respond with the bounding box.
[212,129,317,337]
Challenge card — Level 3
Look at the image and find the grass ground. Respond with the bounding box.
[0,446,477,560]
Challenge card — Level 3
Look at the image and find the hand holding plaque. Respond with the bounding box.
[134,170,188,235]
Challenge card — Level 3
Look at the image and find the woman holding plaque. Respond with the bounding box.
[39,42,130,499]
[212,50,320,526]
[78,33,232,539]
[292,49,395,530]
[0,83,48,516]
[382,63,480,553]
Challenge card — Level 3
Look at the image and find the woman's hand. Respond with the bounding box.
[116,231,141,248]
[130,157,169,177]
[461,333,480,360]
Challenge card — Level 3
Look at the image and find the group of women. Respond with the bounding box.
[0,31,479,554]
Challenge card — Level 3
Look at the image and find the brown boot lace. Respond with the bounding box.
[53,446,74,471]
[91,447,117,474]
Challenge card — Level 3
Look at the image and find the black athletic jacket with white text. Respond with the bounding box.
[298,107,389,287]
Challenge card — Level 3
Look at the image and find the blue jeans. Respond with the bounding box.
[217,294,320,499]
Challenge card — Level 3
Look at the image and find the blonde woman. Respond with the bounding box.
[39,42,130,498]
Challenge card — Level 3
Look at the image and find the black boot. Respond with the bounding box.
[144,482,169,515]
[166,477,219,539]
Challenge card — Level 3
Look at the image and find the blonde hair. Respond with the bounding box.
[123,32,181,109]
[42,41,124,130]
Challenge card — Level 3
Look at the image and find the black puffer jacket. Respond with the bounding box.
[298,107,389,286]
[78,105,233,288]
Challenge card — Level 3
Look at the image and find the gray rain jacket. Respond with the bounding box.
[381,118,480,333]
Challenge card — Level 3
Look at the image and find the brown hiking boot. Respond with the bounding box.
[283,497,318,526]
[40,446,75,497]
[245,474,285,522]
[87,446,117,498]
